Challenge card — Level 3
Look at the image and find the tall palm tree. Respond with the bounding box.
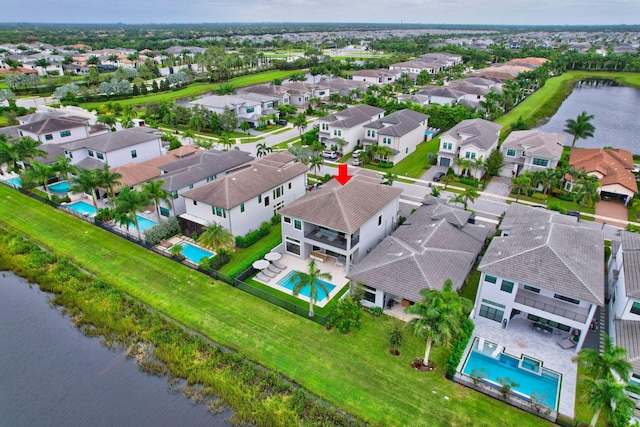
[573,334,632,382]
[454,157,473,177]
[540,168,559,195]
[219,132,234,151]
[142,179,172,221]
[462,187,479,210]
[293,113,307,137]
[256,142,272,158]
[574,177,601,214]
[472,156,485,179]
[29,161,55,197]
[383,172,397,186]
[114,187,150,240]
[197,222,234,255]
[511,175,532,202]
[448,193,465,207]
[405,279,472,367]
[0,137,21,174]
[14,136,46,168]
[440,174,454,190]
[53,156,77,181]
[292,259,332,318]
[95,164,122,199]
[581,377,639,427]
[565,111,595,149]
[70,168,100,212]
[309,155,323,176]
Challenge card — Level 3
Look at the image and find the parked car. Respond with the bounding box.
[352,157,362,166]
[433,172,446,182]
[352,149,364,158]
[322,150,337,159]
[276,119,288,126]
[566,210,580,219]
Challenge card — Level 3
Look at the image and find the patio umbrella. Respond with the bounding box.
[264,252,282,261]
[252,259,270,270]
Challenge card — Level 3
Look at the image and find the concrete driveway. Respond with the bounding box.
[595,200,629,228]
[420,165,447,181]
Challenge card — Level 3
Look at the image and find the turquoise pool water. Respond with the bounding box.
[276,270,336,302]
[48,180,70,194]
[66,201,96,216]
[6,177,21,187]
[462,346,560,410]
[133,215,157,231]
[173,243,213,264]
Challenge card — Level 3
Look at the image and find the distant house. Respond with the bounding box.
[347,197,491,308]
[317,105,385,154]
[362,109,429,164]
[190,94,279,128]
[566,148,638,204]
[414,86,466,106]
[500,130,567,177]
[280,82,329,107]
[437,118,501,178]
[279,169,402,273]
[351,69,401,85]
[16,116,93,144]
[179,152,307,237]
[473,204,604,352]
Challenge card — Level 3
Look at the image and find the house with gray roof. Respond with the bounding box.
[351,69,402,85]
[347,197,491,308]
[179,152,307,237]
[415,86,466,106]
[317,105,385,154]
[608,232,640,378]
[362,109,429,164]
[474,204,604,352]
[278,169,402,273]
[60,127,163,171]
[500,130,567,178]
[437,118,501,178]
[190,94,278,128]
[16,116,94,145]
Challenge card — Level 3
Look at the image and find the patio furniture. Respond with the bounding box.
[272,260,287,270]
[335,256,346,267]
[264,252,282,261]
[267,264,282,274]
[310,251,328,263]
[557,337,577,349]
[159,239,173,249]
[262,269,276,278]
[252,259,270,270]
[256,272,272,283]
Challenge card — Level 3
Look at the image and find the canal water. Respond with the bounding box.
[0,271,229,427]
[537,80,640,154]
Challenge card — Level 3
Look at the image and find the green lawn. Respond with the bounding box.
[364,137,440,178]
[0,185,551,427]
[218,223,282,277]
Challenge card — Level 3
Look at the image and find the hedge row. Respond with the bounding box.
[444,317,475,378]
[235,222,271,248]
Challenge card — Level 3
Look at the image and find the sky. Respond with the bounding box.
[1,0,639,26]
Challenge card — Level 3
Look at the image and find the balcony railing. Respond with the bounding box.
[304,227,358,251]
[514,289,590,323]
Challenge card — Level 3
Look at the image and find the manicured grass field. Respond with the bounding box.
[0,185,551,427]
[364,137,440,178]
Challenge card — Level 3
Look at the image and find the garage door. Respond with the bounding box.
[439,157,451,167]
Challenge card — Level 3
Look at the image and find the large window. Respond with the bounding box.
[60,130,71,138]
[532,158,548,167]
[44,134,53,141]
[506,148,517,157]
[246,107,255,113]
[294,220,301,230]
[362,285,376,304]
[479,305,504,322]
[285,237,300,255]
[500,280,514,293]
[631,301,640,316]
[273,186,283,199]
[96,152,104,160]
[160,207,170,217]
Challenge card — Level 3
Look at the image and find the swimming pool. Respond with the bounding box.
[276,270,336,302]
[48,180,70,194]
[133,215,157,231]
[6,177,21,188]
[66,201,97,216]
[462,339,560,410]
[172,243,213,264]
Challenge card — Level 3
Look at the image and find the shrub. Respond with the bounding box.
[377,161,394,168]
[322,173,333,183]
[386,319,405,349]
[143,217,180,245]
[325,295,362,334]
[235,222,271,248]
[363,306,383,316]
[427,152,437,165]
[531,192,547,201]
[271,214,281,225]
[547,202,566,214]
[444,317,474,378]
[459,177,479,187]
[398,216,407,225]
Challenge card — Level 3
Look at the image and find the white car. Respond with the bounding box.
[322,150,338,159]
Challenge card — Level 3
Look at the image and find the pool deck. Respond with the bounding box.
[464,315,578,418]
[253,253,350,308]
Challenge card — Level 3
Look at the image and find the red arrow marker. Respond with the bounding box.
[334,163,352,186]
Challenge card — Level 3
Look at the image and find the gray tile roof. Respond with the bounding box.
[190,94,260,109]
[60,127,160,152]
[348,197,491,302]
[363,109,429,137]
[158,150,253,192]
[416,87,466,99]
[614,319,640,375]
[34,143,65,164]
[502,130,567,160]
[279,170,402,234]
[0,125,20,140]
[75,156,104,170]
[479,204,604,304]
[621,231,640,298]
[17,116,88,135]
[180,152,307,209]
[441,118,501,151]
[319,105,384,129]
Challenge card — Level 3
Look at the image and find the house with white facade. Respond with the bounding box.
[351,69,401,85]
[415,86,466,106]
[16,116,94,144]
[348,197,491,308]
[608,233,640,410]
[317,105,385,154]
[190,94,276,128]
[280,82,330,107]
[437,118,501,178]
[179,152,307,238]
[278,169,402,274]
[60,127,164,170]
[500,130,567,177]
[362,109,429,164]
[474,204,604,352]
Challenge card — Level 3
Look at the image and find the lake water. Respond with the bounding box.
[0,271,229,427]
[537,81,640,154]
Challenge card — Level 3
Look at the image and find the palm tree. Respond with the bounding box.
[113,211,134,234]
[291,259,332,318]
[462,187,479,210]
[539,168,559,195]
[256,142,272,158]
[472,156,485,179]
[454,157,473,177]
[70,168,100,212]
[511,175,532,202]
[574,177,601,214]
[142,179,172,221]
[440,174,454,190]
[95,164,122,199]
[14,136,46,168]
[219,132,234,151]
[114,187,150,240]
[581,377,639,427]
[573,334,632,383]
[405,279,472,367]
[53,156,77,181]
[309,155,323,176]
[197,222,235,255]
[0,137,21,174]
[293,113,308,137]
[182,129,196,145]
[29,161,55,197]
[448,193,465,207]
[565,111,595,149]
[383,172,397,186]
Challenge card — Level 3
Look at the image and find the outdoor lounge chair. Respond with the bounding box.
[267,264,282,274]
[272,260,287,270]
[256,272,272,283]
[261,268,276,278]
[557,337,577,350]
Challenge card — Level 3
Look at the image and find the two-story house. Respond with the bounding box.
[500,130,567,178]
[437,118,501,178]
[473,204,604,352]
[317,105,385,154]
[179,152,307,238]
[278,169,402,274]
[351,69,402,85]
[16,116,93,144]
[414,86,466,106]
[280,82,330,107]
[362,109,429,164]
[190,95,264,128]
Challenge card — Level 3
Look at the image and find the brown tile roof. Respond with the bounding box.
[111,164,161,188]
[569,148,637,193]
